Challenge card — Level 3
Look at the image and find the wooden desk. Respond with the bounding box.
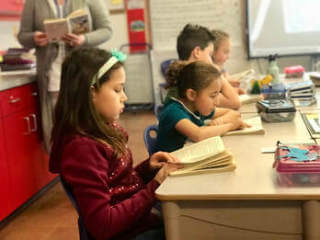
[156,113,320,240]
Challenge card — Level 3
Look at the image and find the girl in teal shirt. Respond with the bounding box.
[155,61,249,152]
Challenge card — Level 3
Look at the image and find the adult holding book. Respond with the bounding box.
[18,0,112,152]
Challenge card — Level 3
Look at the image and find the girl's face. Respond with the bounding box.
[193,77,221,116]
[92,66,127,123]
[213,38,231,67]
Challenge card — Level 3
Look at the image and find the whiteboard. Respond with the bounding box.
[149,0,243,50]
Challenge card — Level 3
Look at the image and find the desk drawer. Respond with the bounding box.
[0,84,38,117]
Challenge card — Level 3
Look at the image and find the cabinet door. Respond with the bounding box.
[3,108,38,209]
[0,118,12,221]
[28,110,56,189]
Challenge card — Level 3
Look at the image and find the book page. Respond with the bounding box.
[67,9,89,35]
[224,116,265,136]
[44,19,68,41]
[170,136,225,164]
[68,14,89,35]
[239,94,263,104]
[229,69,255,80]
[170,156,236,176]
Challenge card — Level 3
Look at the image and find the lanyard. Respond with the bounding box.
[53,0,68,18]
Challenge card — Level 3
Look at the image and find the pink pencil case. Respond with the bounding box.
[274,143,320,186]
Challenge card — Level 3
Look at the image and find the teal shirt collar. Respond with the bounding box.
[170,97,201,121]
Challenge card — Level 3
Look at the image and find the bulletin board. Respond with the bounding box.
[149,0,243,50]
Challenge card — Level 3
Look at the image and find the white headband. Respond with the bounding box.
[91,56,119,86]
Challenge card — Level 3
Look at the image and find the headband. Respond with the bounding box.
[91,50,127,87]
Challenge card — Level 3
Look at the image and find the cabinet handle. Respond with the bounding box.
[9,97,21,103]
[32,92,38,96]
[30,114,38,132]
[24,117,31,135]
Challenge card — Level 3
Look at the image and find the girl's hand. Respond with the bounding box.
[211,110,240,125]
[33,31,49,47]
[236,87,246,95]
[149,151,181,170]
[228,77,240,88]
[229,118,251,131]
[62,33,85,47]
[154,163,182,184]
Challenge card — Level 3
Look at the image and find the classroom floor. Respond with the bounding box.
[0,110,157,240]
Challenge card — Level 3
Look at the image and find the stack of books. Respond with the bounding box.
[286,80,316,106]
[0,48,35,71]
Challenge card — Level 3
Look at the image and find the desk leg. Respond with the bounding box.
[162,201,181,240]
[302,200,320,240]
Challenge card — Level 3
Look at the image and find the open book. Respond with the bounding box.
[239,94,263,105]
[170,136,236,176]
[224,116,265,136]
[44,9,89,41]
[229,69,255,81]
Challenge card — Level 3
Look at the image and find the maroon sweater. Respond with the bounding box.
[49,132,161,240]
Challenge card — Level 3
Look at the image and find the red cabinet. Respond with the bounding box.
[0,83,56,221]
[0,115,11,220]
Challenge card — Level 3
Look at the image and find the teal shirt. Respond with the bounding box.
[155,98,215,152]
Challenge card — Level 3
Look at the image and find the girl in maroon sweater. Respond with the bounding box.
[49,48,181,240]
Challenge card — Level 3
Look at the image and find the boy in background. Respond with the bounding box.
[164,24,241,110]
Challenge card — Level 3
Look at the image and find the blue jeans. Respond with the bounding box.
[132,227,165,240]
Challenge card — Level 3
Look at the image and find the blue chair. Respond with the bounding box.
[60,177,93,240]
[143,124,159,155]
[160,58,176,77]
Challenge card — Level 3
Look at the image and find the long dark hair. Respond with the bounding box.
[166,61,221,98]
[51,47,126,156]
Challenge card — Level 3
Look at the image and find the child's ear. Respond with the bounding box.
[192,46,201,59]
[185,88,197,101]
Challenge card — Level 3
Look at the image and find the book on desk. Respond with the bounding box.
[169,136,236,176]
[301,112,320,139]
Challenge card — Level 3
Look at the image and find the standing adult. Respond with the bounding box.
[18,0,112,152]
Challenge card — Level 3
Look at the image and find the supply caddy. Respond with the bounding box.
[256,99,296,122]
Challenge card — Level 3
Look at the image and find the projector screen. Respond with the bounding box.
[246,0,320,58]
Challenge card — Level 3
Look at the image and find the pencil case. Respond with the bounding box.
[274,142,320,186]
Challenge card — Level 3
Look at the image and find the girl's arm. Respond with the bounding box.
[217,76,241,110]
[210,107,241,125]
[61,139,159,240]
[135,158,158,183]
[175,118,240,142]
[224,72,247,95]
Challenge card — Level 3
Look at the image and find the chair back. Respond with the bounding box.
[143,124,159,155]
[160,58,176,77]
[60,177,93,240]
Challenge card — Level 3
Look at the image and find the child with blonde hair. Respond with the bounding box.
[156,60,249,152]
[211,29,246,95]
[49,47,181,240]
